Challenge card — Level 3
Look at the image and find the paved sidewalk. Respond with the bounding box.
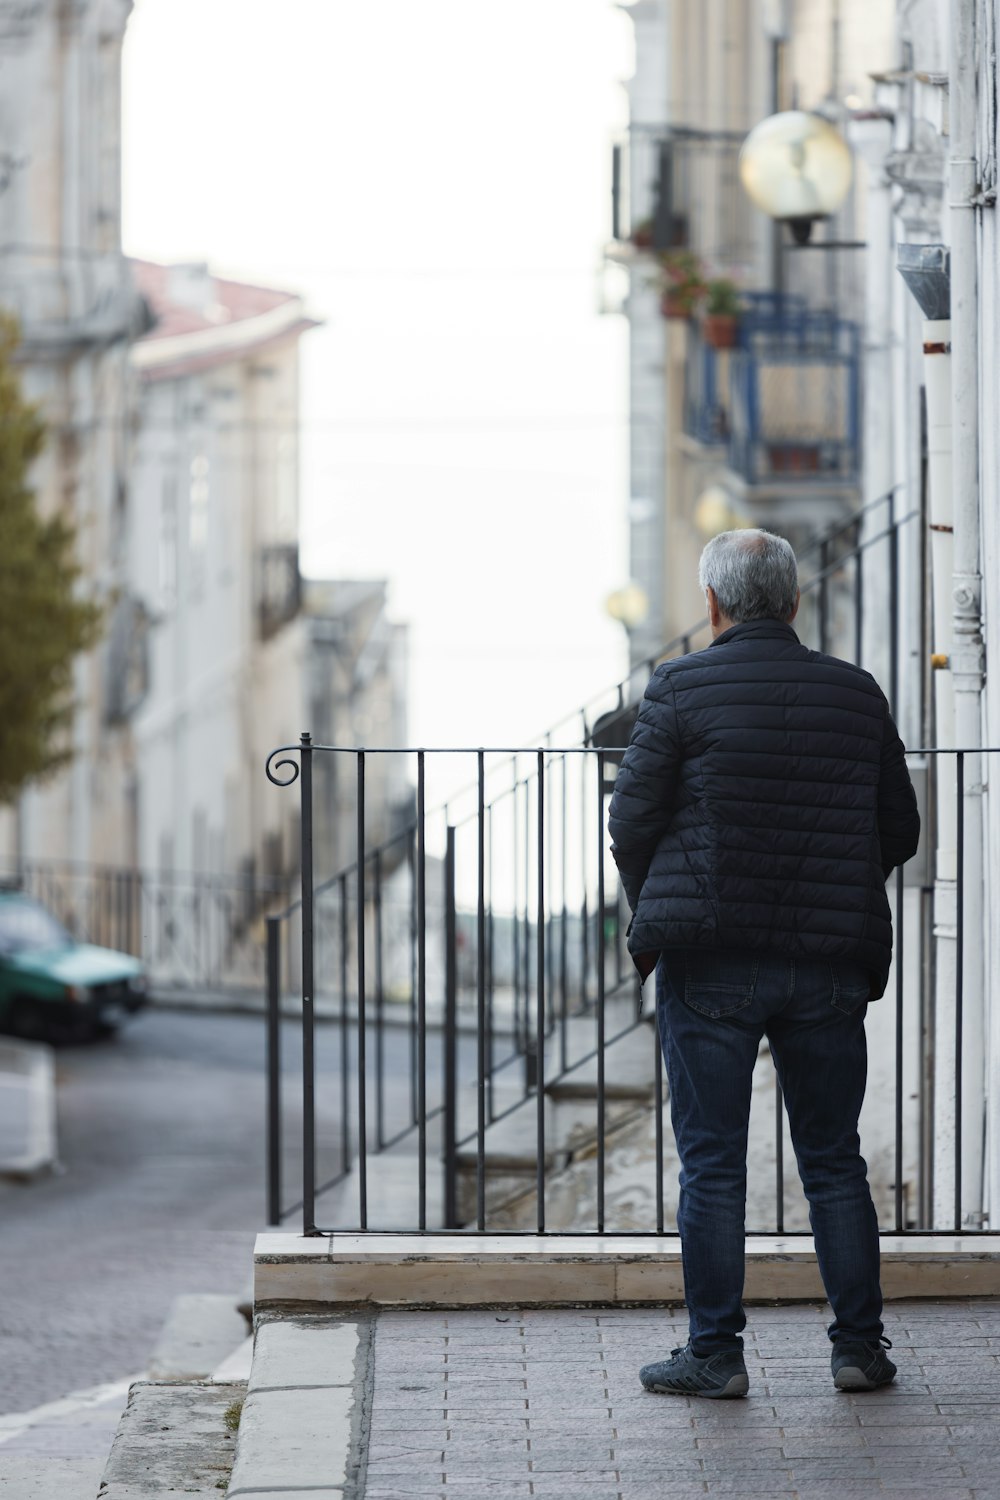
[363,1300,1000,1500]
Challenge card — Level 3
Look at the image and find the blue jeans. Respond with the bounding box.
[656,948,883,1354]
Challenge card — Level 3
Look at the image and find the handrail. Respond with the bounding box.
[265,743,997,1236]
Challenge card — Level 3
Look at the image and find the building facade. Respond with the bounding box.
[613,0,898,660]
[127,259,318,890]
[0,10,410,991]
[0,0,147,869]
[614,0,1000,1232]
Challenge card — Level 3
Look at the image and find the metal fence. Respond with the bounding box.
[2,860,293,994]
[264,735,994,1243]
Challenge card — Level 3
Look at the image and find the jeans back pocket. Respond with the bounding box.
[682,949,759,1018]
[830,961,872,1014]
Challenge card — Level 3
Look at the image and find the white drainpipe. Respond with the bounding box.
[946,0,986,1228]
[921,315,960,1226]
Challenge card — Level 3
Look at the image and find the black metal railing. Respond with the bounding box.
[264,736,994,1243]
[263,742,646,1232]
[259,494,922,1234]
[532,486,911,752]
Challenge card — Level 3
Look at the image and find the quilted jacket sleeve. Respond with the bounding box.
[877,704,921,876]
[607,668,682,913]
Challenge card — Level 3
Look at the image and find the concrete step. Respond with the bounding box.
[210,1337,254,1384]
[97,1380,245,1498]
[303,1015,660,1231]
[147,1294,251,1382]
[451,1015,659,1222]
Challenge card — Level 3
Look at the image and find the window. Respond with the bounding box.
[159,475,177,608]
[188,453,210,590]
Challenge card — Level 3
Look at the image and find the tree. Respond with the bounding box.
[0,313,103,803]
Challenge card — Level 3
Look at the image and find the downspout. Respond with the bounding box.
[897,245,958,1227]
[947,0,986,1228]
[899,0,988,1227]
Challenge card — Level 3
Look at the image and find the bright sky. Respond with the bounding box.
[121,0,634,750]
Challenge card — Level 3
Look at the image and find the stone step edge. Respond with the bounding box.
[453,1099,651,1176]
[253,1232,1000,1307]
[98,1379,245,1500]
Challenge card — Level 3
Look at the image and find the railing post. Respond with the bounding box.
[356,752,367,1231]
[596,750,605,1234]
[443,824,459,1229]
[889,499,900,716]
[299,732,317,1236]
[535,749,546,1233]
[374,848,385,1152]
[476,754,487,1228]
[266,916,282,1226]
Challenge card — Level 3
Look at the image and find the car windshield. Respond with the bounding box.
[0,898,71,954]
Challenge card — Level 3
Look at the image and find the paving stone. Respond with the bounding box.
[360,1301,1000,1500]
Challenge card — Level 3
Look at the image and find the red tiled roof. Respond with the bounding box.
[131,258,299,342]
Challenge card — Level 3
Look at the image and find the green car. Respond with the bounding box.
[0,891,148,1041]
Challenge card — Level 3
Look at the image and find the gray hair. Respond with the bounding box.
[698,528,799,623]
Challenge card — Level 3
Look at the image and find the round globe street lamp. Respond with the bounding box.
[739,111,853,245]
[693,483,751,540]
[605,581,649,632]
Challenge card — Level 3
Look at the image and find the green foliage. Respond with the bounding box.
[223,1396,244,1433]
[0,313,103,804]
[704,277,743,317]
[656,250,707,316]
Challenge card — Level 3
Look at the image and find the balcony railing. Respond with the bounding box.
[611,123,757,267]
[684,296,860,486]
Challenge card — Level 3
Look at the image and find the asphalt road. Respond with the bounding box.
[0,1006,470,1415]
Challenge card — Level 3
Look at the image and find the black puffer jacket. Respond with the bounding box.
[607,620,920,999]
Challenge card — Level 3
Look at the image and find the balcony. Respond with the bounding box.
[684,295,860,488]
[610,123,756,266]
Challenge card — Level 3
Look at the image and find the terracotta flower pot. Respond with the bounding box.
[768,444,821,474]
[702,313,739,349]
[660,289,694,319]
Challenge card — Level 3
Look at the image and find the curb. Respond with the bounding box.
[227,1318,365,1498]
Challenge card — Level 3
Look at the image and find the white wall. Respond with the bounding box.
[0,0,141,870]
[129,334,306,882]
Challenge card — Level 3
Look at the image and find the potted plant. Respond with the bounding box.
[658,250,706,320]
[631,217,654,250]
[702,278,743,348]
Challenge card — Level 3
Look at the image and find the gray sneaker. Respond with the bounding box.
[640,1343,749,1399]
[832,1337,896,1391]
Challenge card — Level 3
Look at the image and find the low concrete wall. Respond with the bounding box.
[254,1231,1000,1309]
[0,1038,57,1179]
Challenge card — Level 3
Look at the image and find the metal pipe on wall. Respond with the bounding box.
[947,0,986,1228]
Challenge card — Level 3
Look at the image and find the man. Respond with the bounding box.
[608,528,920,1400]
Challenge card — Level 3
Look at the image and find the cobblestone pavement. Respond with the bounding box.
[365,1300,1000,1499]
